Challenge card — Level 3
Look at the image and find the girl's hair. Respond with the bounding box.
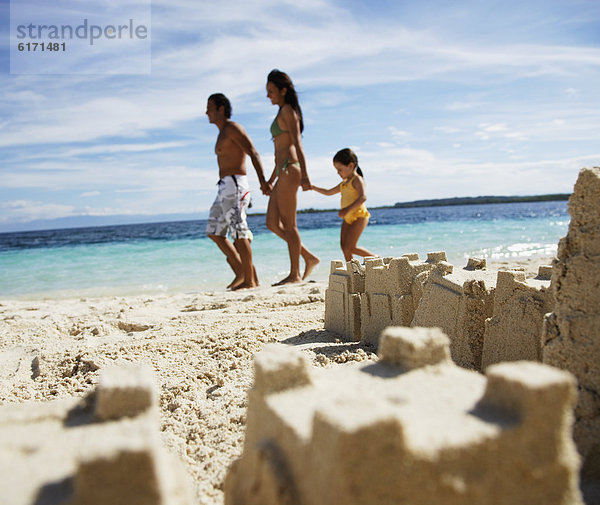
[267,69,304,133]
[333,148,364,177]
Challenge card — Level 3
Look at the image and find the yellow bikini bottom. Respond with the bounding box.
[343,206,370,224]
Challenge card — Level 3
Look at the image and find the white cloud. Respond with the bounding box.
[1,0,599,226]
[389,127,410,139]
[565,88,578,98]
[435,126,461,134]
[3,2,599,149]
[61,142,188,157]
[0,200,76,223]
[480,123,508,132]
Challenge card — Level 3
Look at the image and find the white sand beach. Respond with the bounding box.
[0,256,559,504]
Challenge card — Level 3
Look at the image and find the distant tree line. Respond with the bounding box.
[253,194,570,216]
[392,194,570,208]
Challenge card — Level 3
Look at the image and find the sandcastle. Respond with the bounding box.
[412,257,498,369]
[323,166,600,491]
[0,364,192,505]
[324,252,452,344]
[325,253,553,372]
[543,166,600,481]
[225,327,583,505]
[482,268,554,369]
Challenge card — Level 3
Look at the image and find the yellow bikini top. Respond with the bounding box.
[340,175,359,208]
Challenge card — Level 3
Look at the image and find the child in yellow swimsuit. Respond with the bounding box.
[311,148,377,261]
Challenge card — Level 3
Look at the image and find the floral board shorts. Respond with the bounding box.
[206,175,253,241]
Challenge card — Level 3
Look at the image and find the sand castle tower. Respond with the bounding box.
[360,253,451,345]
[411,257,497,370]
[542,166,600,482]
[0,364,192,505]
[324,253,451,343]
[325,253,556,374]
[225,327,582,505]
[481,267,554,369]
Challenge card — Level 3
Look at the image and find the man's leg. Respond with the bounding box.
[208,235,244,289]
[233,238,259,289]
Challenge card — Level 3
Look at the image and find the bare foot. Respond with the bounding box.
[227,275,244,290]
[272,275,302,286]
[302,255,320,280]
[232,281,259,291]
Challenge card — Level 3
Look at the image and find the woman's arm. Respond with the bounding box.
[280,104,310,191]
[267,167,277,186]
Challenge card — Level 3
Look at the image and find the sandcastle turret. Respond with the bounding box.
[324,253,451,344]
[0,364,192,505]
[360,253,453,345]
[481,268,554,368]
[324,251,558,374]
[226,327,582,505]
[542,166,600,482]
[324,259,366,340]
[411,256,497,369]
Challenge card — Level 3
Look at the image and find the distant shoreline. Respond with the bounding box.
[278,193,571,216]
[0,194,569,234]
[390,193,570,209]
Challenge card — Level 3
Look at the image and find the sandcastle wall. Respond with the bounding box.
[360,252,452,346]
[482,269,554,369]
[324,254,553,373]
[324,252,452,345]
[225,327,583,505]
[321,166,600,492]
[411,259,497,369]
[324,259,365,341]
[0,364,192,505]
[542,166,600,481]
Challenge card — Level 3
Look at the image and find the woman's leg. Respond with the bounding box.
[269,174,302,284]
[266,178,319,281]
[340,218,376,261]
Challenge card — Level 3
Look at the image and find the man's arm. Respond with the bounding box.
[229,123,270,195]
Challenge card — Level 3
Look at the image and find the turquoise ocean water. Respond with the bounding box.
[0,201,569,299]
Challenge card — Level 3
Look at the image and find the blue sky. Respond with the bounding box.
[1,0,599,230]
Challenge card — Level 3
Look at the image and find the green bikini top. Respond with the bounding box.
[270,115,288,139]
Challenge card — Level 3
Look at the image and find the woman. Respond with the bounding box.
[265,69,319,285]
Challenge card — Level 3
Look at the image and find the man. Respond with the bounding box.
[205,93,270,290]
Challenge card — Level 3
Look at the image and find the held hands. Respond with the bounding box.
[260,180,273,196]
[301,176,311,191]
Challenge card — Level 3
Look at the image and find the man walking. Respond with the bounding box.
[205,93,270,290]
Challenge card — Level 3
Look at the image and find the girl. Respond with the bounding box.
[311,148,376,261]
[265,69,320,285]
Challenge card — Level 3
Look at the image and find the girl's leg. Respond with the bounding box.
[266,179,320,281]
[341,218,376,261]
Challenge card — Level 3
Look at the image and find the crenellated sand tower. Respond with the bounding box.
[225,327,583,505]
[543,166,600,482]
[0,364,193,505]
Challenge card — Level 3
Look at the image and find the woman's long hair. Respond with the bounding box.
[268,69,304,133]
